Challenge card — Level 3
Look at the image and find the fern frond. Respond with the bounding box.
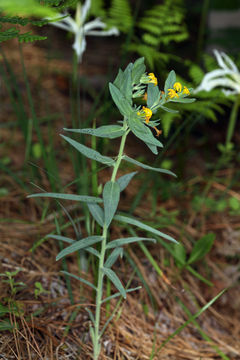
[108,0,133,33]
[130,0,188,68]
[0,27,19,42]
[18,31,47,43]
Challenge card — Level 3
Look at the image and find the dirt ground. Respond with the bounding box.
[0,32,240,359]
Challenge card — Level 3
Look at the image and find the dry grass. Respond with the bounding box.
[1,35,240,360]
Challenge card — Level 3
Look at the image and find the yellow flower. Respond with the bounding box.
[167,89,179,99]
[182,86,190,95]
[148,73,158,86]
[138,106,152,123]
[173,82,182,92]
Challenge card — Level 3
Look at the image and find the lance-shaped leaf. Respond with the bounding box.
[85,307,95,324]
[122,155,176,177]
[187,233,215,265]
[127,115,163,151]
[47,234,74,244]
[168,97,196,104]
[61,271,96,291]
[147,83,161,108]
[61,134,115,166]
[63,125,125,139]
[102,267,126,299]
[109,83,133,118]
[85,247,100,258]
[114,214,177,243]
[158,105,179,114]
[116,171,138,192]
[119,64,133,103]
[132,57,146,84]
[87,203,104,227]
[56,236,103,261]
[28,192,102,203]
[104,247,123,268]
[113,68,124,89]
[164,70,176,94]
[101,286,142,304]
[128,114,163,147]
[103,181,120,227]
[106,236,156,249]
[145,142,158,155]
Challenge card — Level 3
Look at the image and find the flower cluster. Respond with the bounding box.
[140,72,158,86]
[168,82,190,99]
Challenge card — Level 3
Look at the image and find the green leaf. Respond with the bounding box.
[0,320,15,331]
[56,236,103,261]
[113,68,124,89]
[114,214,177,243]
[106,236,156,249]
[169,97,196,104]
[47,234,74,244]
[85,247,100,258]
[127,115,163,152]
[0,304,11,316]
[61,271,96,291]
[101,286,142,304]
[63,125,125,139]
[188,233,215,265]
[61,135,115,166]
[119,64,133,103]
[0,0,56,17]
[229,197,240,211]
[122,155,176,177]
[85,307,95,324]
[109,83,133,118]
[132,57,146,84]
[103,181,120,227]
[87,203,104,227]
[104,247,123,268]
[28,192,102,203]
[164,70,176,94]
[117,171,138,191]
[173,243,186,267]
[147,83,161,108]
[102,267,126,299]
[158,104,179,114]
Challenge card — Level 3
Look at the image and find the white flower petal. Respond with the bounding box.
[221,52,239,73]
[84,18,106,32]
[222,89,239,96]
[87,27,119,36]
[81,0,91,24]
[213,49,229,71]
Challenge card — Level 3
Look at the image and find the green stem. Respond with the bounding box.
[111,118,129,182]
[94,223,108,360]
[93,118,129,359]
[225,96,240,147]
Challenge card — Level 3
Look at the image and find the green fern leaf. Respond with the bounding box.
[108,0,133,33]
[0,27,19,42]
[18,31,47,43]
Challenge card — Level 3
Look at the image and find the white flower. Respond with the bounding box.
[48,0,119,63]
[194,49,240,96]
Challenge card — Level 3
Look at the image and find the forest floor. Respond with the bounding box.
[0,34,240,359]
